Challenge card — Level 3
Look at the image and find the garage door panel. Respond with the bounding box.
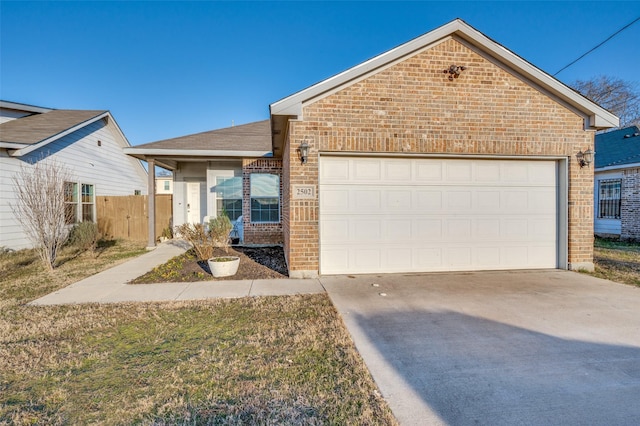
[320,157,558,274]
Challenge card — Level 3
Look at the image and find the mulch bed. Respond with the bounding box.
[130,246,288,284]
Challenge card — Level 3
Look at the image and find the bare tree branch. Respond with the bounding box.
[11,159,75,270]
[572,75,640,128]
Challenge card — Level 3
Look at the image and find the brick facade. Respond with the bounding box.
[242,158,284,245]
[285,38,595,275]
[621,167,640,241]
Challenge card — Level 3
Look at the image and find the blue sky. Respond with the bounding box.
[2,1,639,146]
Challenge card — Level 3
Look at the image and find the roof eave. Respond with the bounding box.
[123,148,273,159]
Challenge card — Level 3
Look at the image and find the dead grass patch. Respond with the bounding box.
[588,238,640,287]
[0,241,396,425]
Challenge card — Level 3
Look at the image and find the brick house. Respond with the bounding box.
[594,125,640,241]
[126,19,617,276]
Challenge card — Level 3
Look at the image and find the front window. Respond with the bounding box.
[81,184,95,222]
[250,173,280,223]
[64,182,78,224]
[598,179,621,219]
[216,176,242,221]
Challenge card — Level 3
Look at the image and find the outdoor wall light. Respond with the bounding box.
[298,141,310,164]
[444,64,466,80]
[576,148,594,168]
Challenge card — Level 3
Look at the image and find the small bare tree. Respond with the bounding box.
[11,160,75,270]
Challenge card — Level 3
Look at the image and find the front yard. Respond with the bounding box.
[0,241,396,425]
[589,238,640,287]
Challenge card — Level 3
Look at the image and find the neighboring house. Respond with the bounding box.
[594,125,640,241]
[125,19,617,277]
[0,100,148,250]
[156,174,174,194]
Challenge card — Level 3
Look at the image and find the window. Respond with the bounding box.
[64,182,78,224]
[64,182,94,223]
[216,176,242,221]
[598,179,621,219]
[164,181,170,191]
[81,184,95,222]
[134,190,141,195]
[250,173,279,222]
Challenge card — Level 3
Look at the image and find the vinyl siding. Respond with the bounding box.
[0,118,148,249]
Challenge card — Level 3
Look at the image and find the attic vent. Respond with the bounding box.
[97,140,102,146]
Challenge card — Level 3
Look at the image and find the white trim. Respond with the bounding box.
[9,112,110,157]
[318,151,569,161]
[0,100,52,114]
[270,19,618,130]
[124,148,273,158]
[0,142,28,149]
[595,162,640,172]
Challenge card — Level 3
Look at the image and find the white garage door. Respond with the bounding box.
[319,157,558,274]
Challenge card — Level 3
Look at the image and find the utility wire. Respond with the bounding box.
[554,16,640,76]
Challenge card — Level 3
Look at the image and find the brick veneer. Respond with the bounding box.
[621,168,640,241]
[242,158,283,245]
[284,38,595,276]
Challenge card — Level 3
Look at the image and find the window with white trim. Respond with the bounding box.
[64,182,78,224]
[164,181,170,191]
[64,182,95,223]
[216,176,242,221]
[598,179,621,219]
[250,173,280,223]
[81,184,95,222]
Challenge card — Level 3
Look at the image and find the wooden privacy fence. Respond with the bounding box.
[97,195,172,241]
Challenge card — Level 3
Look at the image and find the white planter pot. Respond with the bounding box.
[207,256,240,277]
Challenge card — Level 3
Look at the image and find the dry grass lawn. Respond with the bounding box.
[0,241,396,425]
[589,238,640,287]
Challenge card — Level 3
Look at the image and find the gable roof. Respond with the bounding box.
[0,100,53,115]
[595,125,640,170]
[124,120,272,160]
[269,18,619,155]
[0,109,109,155]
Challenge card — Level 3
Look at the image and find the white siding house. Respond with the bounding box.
[0,101,148,250]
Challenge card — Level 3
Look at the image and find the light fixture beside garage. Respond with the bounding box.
[298,141,310,164]
[576,148,594,168]
[444,64,466,80]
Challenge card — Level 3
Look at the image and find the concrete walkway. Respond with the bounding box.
[29,240,324,306]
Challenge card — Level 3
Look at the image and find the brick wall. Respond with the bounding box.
[285,37,595,275]
[242,158,284,245]
[621,167,640,241]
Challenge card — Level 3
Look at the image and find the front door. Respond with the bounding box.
[186,181,201,224]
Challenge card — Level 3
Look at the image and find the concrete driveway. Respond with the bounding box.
[321,270,640,425]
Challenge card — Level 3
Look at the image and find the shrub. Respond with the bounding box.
[69,222,100,254]
[209,215,233,254]
[174,223,214,261]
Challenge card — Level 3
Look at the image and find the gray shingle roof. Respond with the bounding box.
[0,109,106,145]
[594,125,640,168]
[134,120,271,152]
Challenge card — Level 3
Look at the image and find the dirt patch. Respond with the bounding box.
[130,246,288,284]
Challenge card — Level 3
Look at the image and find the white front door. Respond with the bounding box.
[319,156,559,275]
[186,182,202,224]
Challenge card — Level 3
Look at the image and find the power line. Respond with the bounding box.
[554,16,640,76]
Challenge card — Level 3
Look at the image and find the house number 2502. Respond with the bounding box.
[293,185,316,199]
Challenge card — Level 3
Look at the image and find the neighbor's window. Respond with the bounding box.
[64,182,78,224]
[216,176,242,221]
[81,184,95,222]
[598,179,621,219]
[134,189,141,195]
[164,181,170,191]
[250,173,279,223]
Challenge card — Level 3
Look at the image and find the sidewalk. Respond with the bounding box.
[29,240,325,306]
